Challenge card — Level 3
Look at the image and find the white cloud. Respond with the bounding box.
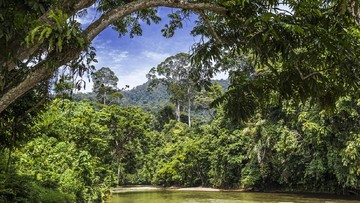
[118,69,149,89]
[95,49,129,69]
[92,38,112,49]
[142,51,170,62]
[108,50,129,63]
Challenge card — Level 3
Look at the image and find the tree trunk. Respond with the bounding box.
[117,159,121,186]
[115,139,122,186]
[176,101,181,122]
[187,87,191,127]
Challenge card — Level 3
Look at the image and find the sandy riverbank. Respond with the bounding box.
[111,185,244,193]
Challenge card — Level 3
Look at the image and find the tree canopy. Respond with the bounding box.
[92,67,122,105]
[0,0,359,117]
[147,53,198,126]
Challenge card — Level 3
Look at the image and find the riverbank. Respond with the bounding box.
[111,185,360,197]
[111,185,245,194]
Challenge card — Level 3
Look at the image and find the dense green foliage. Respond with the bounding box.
[1,0,360,201]
[123,97,360,193]
[0,99,153,202]
[190,0,360,115]
[1,79,359,202]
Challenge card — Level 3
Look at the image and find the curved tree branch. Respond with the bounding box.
[84,0,227,41]
[0,44,83,113]
[0,63,52,113]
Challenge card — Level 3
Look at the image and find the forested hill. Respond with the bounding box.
[71,79,229,112]
[120,80,169,107]
[120,79,230,107]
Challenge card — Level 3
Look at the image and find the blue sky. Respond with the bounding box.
[78,7,225,91]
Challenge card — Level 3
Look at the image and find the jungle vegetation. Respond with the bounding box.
[0,0,360,202]
[1,79,359,202]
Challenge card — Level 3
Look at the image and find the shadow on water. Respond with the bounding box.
[107,190,360,203]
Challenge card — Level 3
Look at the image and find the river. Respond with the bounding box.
[108,190,360,203]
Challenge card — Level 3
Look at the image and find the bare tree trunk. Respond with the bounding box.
[176,101,181,122]
[187,87,191,127]
[117,159,121,186]
[115,139,122,186]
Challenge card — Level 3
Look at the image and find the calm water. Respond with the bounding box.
[108,191,360,203]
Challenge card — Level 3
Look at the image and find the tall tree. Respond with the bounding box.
[91,67,122,105]
[147,53,197,127]
[101,105,152,185]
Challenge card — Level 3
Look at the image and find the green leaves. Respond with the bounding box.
[212,85,257,122]
[281,22,304,35]
[25,9,85,52]
[161,10,185,38]
[111,8,161,38]
[189,0,360,119]
[13,99,155,201]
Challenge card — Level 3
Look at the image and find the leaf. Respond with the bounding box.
[30,26,41,43]
[39,27,49,41]
[49,38,54,51]
[261,13,274,21]
[66,29,71,40]
[57,37,63,52]
[45,27,52,38]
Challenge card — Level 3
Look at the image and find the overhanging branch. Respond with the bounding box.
[0,63,53,113]
[84,0,227,41]
[197,11,224,45]
[0,46,83,114]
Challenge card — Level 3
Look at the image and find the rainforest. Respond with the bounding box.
[0,0,360,202]
[1,78,359,202]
